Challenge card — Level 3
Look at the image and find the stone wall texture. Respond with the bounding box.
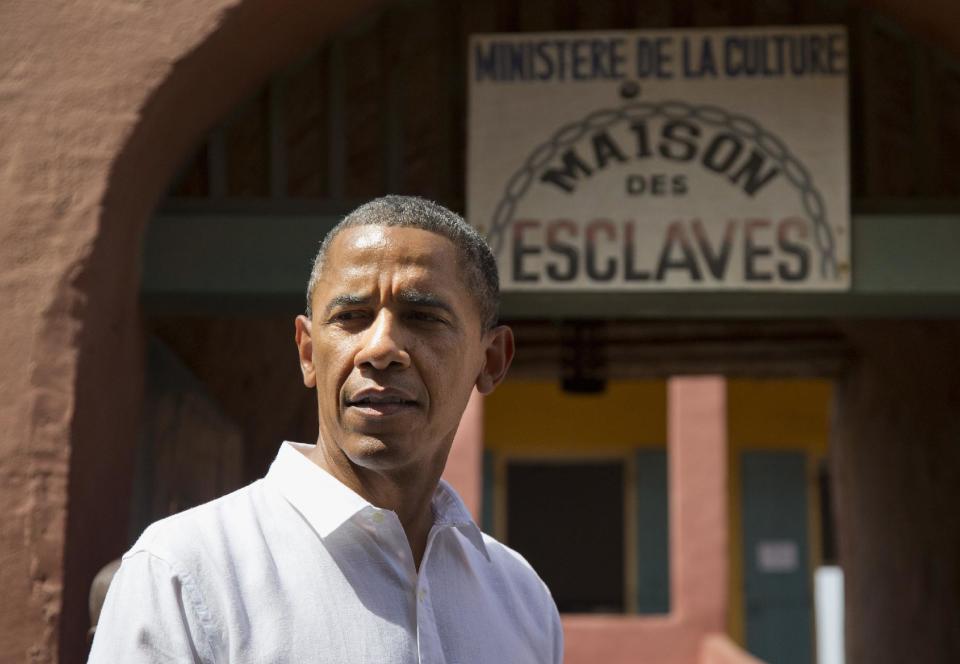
[0,2,377,661]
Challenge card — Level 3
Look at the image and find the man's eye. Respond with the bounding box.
[331,310,368,323]
[408,311,445,324]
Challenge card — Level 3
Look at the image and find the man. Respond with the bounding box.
[89,196,563,663]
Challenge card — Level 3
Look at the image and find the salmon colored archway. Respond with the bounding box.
[0,2,379,661]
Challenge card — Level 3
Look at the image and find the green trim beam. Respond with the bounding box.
[141,212,960,317]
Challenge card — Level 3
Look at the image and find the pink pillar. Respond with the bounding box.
[668,376,729,631]
[563,376,730,664]
[442,389,484,522]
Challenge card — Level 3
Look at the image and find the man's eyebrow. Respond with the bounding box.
[397,289,455,316]
[322,294,370,316]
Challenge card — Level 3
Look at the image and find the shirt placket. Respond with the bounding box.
[415,526,446,664]
[361,507,432,663]
[362,506,418,586]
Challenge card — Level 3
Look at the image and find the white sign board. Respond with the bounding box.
[756,539,800,573]
[467,27,850,291]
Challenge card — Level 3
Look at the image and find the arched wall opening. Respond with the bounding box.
[57,3,381,662]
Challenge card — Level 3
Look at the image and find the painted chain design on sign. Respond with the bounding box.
[485,100,838,280]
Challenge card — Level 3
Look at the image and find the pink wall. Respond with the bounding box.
[699,634,767,664]
[442,390,484,521]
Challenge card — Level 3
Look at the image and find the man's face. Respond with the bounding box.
[295,225,513,475]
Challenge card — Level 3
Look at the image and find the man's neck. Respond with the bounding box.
[302,442,444,570]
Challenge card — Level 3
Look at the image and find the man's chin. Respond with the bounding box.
[343,435,412,469]
[350,435,390,456]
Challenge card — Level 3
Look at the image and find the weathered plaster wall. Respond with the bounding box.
[833,322,960,664]
[0,2,377,661]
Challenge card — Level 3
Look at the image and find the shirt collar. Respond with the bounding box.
[433,478,489,558]
[266,441,488,558]
[266,441,369,538]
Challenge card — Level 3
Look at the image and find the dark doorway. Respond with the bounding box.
[507,461,625,613]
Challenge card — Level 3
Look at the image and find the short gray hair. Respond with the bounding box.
[306,196,500,330]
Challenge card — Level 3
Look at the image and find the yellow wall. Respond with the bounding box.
[728,379,832,453]
[485,379,667,453]
[485,378,829,454]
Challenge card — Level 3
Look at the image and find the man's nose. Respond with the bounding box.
[354,309,411,370]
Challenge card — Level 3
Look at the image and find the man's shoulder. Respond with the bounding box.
[128,479,271,570]
[480,533,536,573]
[470,531,562,654]
[476,532,556,606]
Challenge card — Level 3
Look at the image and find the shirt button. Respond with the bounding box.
[418,589,427,602]
[371,511,385,524]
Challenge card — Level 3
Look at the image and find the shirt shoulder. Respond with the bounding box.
[89,485,277,664]
[474,533,564,662]
[128,479,275,572]
[478,532,559,612]
[480,532,541,578]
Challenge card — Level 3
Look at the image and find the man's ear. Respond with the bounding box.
[475,325,515,395]
[294,315,317,388]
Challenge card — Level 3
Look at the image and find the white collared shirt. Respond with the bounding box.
[89,442,562,663]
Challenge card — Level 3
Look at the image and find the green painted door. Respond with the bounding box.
[741,451,813,664]
[635,449,669,614]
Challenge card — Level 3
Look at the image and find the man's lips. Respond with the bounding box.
[344,388,419,415]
